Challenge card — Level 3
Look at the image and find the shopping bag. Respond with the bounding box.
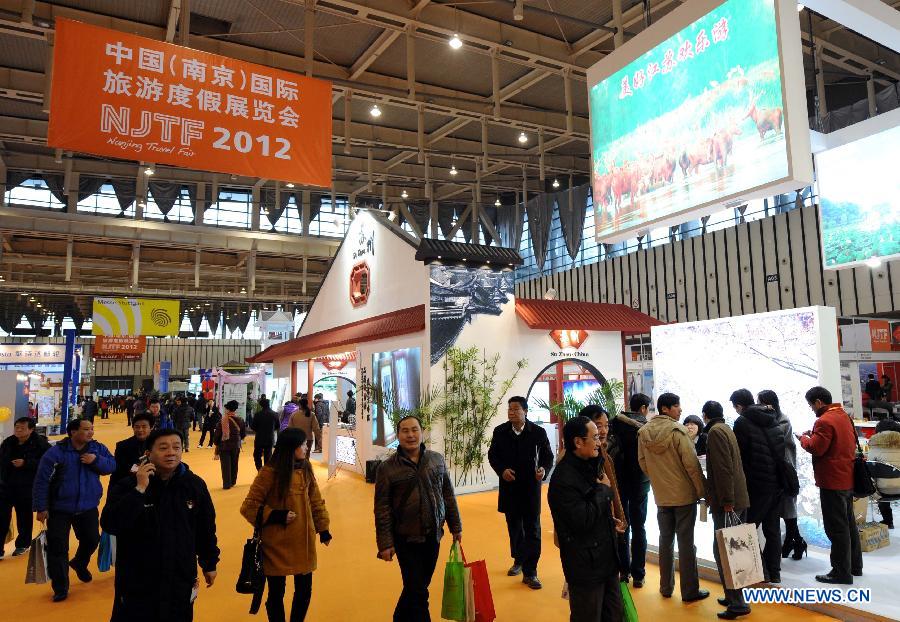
[621,581,639,622]
[98,531,112,572]
[463,566,476,622]
[460,545,496,622]
[440,541,467,621]
[715,512,766,589]
[109,534,117,566]
[24,530,49,585]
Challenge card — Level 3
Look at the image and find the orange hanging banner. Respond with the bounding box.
[47,18,332,187]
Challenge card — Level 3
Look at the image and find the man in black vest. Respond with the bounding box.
[488,396,554,590]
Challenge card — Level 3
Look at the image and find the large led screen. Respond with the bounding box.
[651,306,839,548]
[817,124,900,269]
[588,0,808,242]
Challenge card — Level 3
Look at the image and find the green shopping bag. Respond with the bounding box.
[621,580,638,622]
[440,541,467,621]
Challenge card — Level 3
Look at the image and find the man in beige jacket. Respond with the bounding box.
[638,392,709,603]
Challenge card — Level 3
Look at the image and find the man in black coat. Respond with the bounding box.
[487,396,554,590]
[549,416,624,622]
[81,396,98,422]
[608,393,651,588]
[730,388,787,583]
[249,396,279,470]
[101,428,219,622]
[110,413,154,488]
[0,417,50,556]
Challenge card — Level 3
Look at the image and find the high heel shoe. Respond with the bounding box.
[791,537,808,560]
[781,536,796,559]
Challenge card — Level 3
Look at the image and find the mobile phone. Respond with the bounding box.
[137,455,151,467]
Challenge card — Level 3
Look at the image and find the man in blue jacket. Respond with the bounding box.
[32,418,116,602]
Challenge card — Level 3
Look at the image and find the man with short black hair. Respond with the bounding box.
[81,396,98,422]
[375,415,462,621]
[33,418,115,602]
[488,395,554,589]
[111,412,154,487]
[638,392,708,602]
[147,398,173,430]
[102,428,219,621]
[171,396,195,452]
[0,417,50,557]
[549,416,624,621]
[799,386,862,584]
[249,396,279,470]
[864,374,883,402]
[609,392,652,588]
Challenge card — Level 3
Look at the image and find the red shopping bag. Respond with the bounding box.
[460,546,496,622]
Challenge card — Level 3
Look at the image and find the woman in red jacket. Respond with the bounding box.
[798,386,861,585]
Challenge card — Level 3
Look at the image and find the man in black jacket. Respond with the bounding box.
[101,428,219,622]
[549,416,624,622]
[608,393,651,588]
[487,396,554,590]
[110,413,154,488]
[81,396,98,422]
[250,396,279,470]
[730,388,786,583]
[170,397,195,452]
[0,417,50,556]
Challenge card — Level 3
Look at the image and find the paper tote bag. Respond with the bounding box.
[440,542,467,621]
[715,516,766,590]
[463,566,476,622]
[464,558,496,622]
[25,530,49,585]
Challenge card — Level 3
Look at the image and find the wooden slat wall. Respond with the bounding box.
[515,205,899,322]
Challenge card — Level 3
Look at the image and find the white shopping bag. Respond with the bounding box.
[715,512,765,589]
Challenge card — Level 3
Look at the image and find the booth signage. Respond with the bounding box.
[93,335,147,357]
[47,18,332,187]
[92,297,181,336]
[0,344,66,365]
[549,329,588,350]
[870,320,891,352]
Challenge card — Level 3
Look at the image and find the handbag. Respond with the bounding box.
[848,414,876,498]
[236,506,266,615]
[97,531,113,572]
[24,530,49,585]
[715,511,766,589]
[440,541,467,622]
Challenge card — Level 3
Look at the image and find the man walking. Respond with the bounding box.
[0,417,50,557]
[32,418,116,602]
[488,396,554,590]
[171,396,195,453]
[249,396,279,470]
[110,413,154,488]
[609,393,651,588]
[375,415,462,622]
[638,392,708,602]
[799,386,862,584]
[102,428,219,621]
[549,416,624,621]
[730,388,786,583]
[313,393,329,452]
[702,401,751,620]
[147,398,173,430]
[81,396,98,423]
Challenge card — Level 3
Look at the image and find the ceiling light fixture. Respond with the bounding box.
[370,104,382,118]
[144,167,154,176]
[552,178,560,188]
[449,33,463,50]
[401,189,409,199]
[286,182,295,188]
[450,164,458,176]
[518,131,528,144]
[495,198,502,207]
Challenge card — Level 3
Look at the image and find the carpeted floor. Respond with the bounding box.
[0,413,835,621]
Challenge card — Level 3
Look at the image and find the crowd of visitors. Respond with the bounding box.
[0,382,880,622]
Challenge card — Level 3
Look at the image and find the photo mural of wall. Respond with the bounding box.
[429,265,515,365]
[651,307,838,547]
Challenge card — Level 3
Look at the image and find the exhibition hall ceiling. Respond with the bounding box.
[0,0,898,327]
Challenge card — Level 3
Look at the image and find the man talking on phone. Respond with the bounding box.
[102,428,219,622]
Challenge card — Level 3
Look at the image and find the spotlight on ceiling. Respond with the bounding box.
[401,190,409,199]
[449,33,463,50]
[518,131,528,144]
[144,167,154,176]
[449,164,458,176]
[552,178,560,188]
[286,183,295,188]
[495,198,502,207]
[369,104,382,118]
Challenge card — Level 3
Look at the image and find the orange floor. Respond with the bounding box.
[0,413,835,621]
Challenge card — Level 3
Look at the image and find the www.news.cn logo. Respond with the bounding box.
[743,587,872,604]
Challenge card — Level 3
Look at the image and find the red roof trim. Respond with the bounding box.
[514,298,663,335]
[247,305,426,363]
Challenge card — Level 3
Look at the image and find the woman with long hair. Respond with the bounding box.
[241,428,332,622]
[288,399,321,458]
[757,389,805,559]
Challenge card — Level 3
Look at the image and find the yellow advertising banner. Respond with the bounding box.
[92,298,181,336]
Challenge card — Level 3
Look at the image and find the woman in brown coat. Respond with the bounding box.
[241,428,331,622]
[288,399,321,459]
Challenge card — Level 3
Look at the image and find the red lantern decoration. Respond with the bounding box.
[350,262,371,307]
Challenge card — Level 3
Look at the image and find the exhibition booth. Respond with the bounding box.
[248,210,660,487]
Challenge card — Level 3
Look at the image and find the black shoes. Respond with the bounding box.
[52,591,68,603]
[69,560,93,583]
[852,569,863,577]
[718,597,730,607]
[507,564,522,576]
[523,575,542,590]
[632,578,644,588]
[815,573,853,585]
[12,547,29,557]
[682,589,710,603]
[717,609,751,619]
[783,536,808,559]
[781,536,795,558]
[792,538,808,560]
